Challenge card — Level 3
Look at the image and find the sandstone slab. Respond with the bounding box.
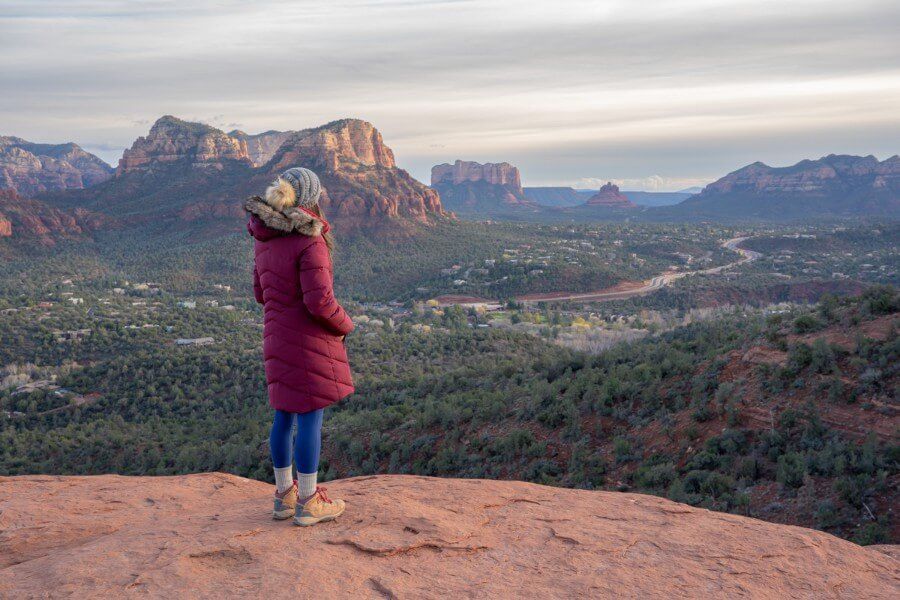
[1,473,897,599]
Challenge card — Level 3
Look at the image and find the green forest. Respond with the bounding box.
[1,275,897,545]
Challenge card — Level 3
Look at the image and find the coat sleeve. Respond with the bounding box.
[297,239,354,336]
[252,265,264,305]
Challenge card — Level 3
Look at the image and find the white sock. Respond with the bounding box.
[274,466,293,493]
[297,472,317,499]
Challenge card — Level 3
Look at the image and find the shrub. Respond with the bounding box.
[793,314,823,334]
[852,518,890,546]
[861,285,899,315]
[613,436,634,464]
[633,463,677,490]
[814,499,839,529]
[777,451,807,489]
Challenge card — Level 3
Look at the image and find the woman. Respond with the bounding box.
[244,167,354,526]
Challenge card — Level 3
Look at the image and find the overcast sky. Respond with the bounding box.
[2,0,898,190]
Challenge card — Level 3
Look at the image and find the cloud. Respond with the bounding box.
[0,0,898,183]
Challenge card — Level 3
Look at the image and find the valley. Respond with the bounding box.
[0,115,897,549]
[1,216,896,545]
[4,3,898,596]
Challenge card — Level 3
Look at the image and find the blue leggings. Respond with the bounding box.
[269,409,323,474]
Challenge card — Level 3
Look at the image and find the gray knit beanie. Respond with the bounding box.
[279,167,321,208]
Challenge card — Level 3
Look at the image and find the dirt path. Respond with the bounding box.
[514,236,761,305]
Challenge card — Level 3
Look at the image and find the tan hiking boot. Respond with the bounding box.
[294,486,345,527]
[273,481,298,520]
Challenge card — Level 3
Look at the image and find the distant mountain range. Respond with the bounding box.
[1,120,896,249]
[445,154,899,221]
[666,154,900,220]
[521,187,589,207]
[523,187,691,207]
[0,136,113,197]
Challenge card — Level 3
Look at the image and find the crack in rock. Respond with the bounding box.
[369,578,398,599]
[549,528,581,545]
[188,546,253,568]
[327,537,488,557]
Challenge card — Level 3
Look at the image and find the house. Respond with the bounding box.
[13,380,58,395]
[176,337,215,346]
[54,329,92,343]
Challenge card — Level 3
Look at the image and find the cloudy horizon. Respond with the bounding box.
[2,0,898,191]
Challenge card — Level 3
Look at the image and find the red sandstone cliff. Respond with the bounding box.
[432,160,522,188]
[1,473,896,598]
[430,160,536,212]
[262,119,444,230]
[117,116,252,175]
[45,117,445,237]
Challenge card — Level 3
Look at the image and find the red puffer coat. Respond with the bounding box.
[245,196,354,413]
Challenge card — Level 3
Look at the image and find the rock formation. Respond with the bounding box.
[262,119,444,230]
[117,116,252,175]
[1,473,897,598]
[432,160,522,188]
[229,130,294,166]
[268,119,398,172]
[0,189,110,245]
[0,213,11,237]
[675,154,900,219]
[585,182,636,209]
[47,117,444,237]
[0,136,113,197]
[431,160,536,213]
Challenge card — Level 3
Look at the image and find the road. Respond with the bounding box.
[516,236,761,305]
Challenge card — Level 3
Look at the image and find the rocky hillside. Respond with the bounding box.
[1,473,896,598]
[319,288,899,544]
[0,189,111,247]
[0,136,112,197]
[585,182,637,209]
[39,116,445,237]
[672,154,900,220]
[431,160,537,214]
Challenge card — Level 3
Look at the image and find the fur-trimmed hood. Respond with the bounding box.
[244,196,324,239]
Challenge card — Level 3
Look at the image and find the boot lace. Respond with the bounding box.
[314,486,333,504]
